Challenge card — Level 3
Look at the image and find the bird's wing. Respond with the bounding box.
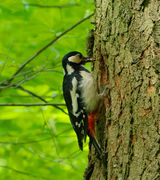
[63,75,88,150]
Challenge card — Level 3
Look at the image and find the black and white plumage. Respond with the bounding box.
[62,51,101,154]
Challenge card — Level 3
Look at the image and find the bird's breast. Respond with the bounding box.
[79,70,99,113]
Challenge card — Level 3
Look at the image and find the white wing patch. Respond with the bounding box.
[75,121,84,127]
[70,77,80,117]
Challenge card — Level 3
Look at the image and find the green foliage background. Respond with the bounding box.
[0,0,94,179]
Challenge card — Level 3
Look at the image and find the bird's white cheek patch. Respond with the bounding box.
[68,56,81,64]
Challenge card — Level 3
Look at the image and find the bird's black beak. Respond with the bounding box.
[81,57,96,64]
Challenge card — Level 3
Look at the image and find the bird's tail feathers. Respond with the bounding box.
[77,133,102,156]
[77,129,87,151]
[78,138,83,151]
[89,136,102,156]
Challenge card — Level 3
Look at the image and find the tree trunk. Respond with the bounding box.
[84,0,160,179]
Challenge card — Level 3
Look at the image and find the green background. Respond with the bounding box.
[0,0,94,179]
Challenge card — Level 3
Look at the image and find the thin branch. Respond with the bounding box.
[26,146,82,164]
[41,68,62,74]
[0,66,62,88]
[2,65,61,83]
[12,69,63,88]
[25,3,79,8]
[0,103,65,107]
[0,137,51,145]
[0,67,62,90]
[3,13,94,85]
[17,86,48,103]
[14,68,63,86]
[0,82,67,113]
[0,128,72,145]
[14,74,37,87]
[0,84,67,114]
[12,66,62,79]
[0,165,52,180]
[16,85,68,114]
[0,95,57,98]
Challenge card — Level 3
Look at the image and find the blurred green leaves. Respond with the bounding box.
[0,0,94,179]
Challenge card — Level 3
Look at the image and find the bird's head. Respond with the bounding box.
[62,51,95,74]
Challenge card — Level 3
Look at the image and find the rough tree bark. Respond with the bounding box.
[84,0,160,179]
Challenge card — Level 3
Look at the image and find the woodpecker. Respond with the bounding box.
[62,51,102,156]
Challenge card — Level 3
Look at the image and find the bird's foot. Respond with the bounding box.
[98,84,108,98]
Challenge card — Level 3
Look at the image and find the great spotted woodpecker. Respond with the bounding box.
[62,51,102,156]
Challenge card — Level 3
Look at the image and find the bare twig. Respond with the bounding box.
[0,137,51,145]
[0,67,62,90]
[0,135,75,145]
[3,13,94,85]
[2,65,61,82]
[26,146,82,164]
[15,74,38,87]
[0,82,67,113]
[0,103,65,106]
[41,68,62,74]
[25,3,79,8]
[0,165,52,180]
[19,68,62,85]
[0,84,67,114]
[0,95,57,98]
[16,85,48,103]
[16,85,68,114]
[0,128,72,145]
[11,68,63,87]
